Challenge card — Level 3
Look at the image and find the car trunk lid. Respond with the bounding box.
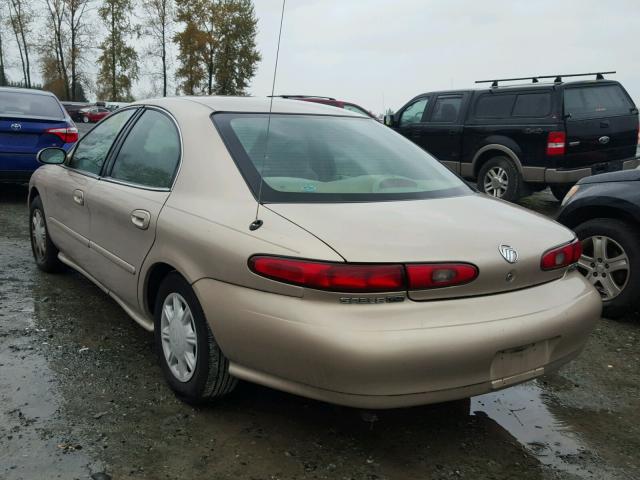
[267,194,575,300]
[0,117,69,154]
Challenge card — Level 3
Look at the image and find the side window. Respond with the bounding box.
[68,108,136,175]
[109,109,180,188]
[475,94,516,118]
[564,85,633,119]
[512,93,552,117]
[430,96,463,123]
[399,98,429,126]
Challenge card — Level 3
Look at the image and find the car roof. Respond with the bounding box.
[0,86,57,97]
[136,96,364,117]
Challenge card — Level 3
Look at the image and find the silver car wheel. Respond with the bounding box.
[577,235,630,301]
[31,208,47,260]
[483,166,509,198]
[160,293,198,383]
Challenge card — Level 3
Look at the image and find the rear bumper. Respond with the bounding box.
[194,271,601,408]
[544,156,640,184]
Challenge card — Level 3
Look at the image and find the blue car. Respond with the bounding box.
[0,87,78,183]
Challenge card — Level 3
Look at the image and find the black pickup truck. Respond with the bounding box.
[385,73,640,202]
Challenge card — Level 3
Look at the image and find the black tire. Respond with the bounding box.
[550,184,572,202]
[574,218,640,319]
[477,156,524,202]
[29,196,64,273]
[154,272,237,404]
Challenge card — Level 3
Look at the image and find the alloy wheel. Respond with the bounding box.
[31,209,47,261]
[577,235,630,301]
[160,293,198,382]
[483,166,509,198]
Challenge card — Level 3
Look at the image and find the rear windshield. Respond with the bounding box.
[564,85,634,119]
[0,90,64,119]
[214,113,470,203]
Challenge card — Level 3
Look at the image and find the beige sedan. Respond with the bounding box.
[29,97,601,408]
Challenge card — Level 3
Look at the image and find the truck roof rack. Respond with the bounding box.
[475,72,616,88]
[269,95,337,100]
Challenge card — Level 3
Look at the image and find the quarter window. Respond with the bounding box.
[512,93,552,117]
[399,98,429,126]
[109,109,180,188]
[68,108,136,175]
[430,96,463,123]
[475,94,516,118]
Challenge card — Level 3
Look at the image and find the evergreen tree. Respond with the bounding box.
[96,0,139,101]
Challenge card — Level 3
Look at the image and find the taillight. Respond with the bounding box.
[541,239,582,271]
[406,263,478,289]
[248,256,479,292]
[546,131,566,156]
[248,256,405,293]
[45,126,78,143]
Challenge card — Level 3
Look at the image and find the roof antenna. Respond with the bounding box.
[250,0,286,232]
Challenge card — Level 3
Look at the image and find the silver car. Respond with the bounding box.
[29,97,601,408]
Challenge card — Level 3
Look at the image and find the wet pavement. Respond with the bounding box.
[1,184,639,480]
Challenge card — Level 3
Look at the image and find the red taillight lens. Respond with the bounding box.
[406,263,478,289]
[546,131,566,156]
[45,126,78,143]
[541,239,582,271]
[249,256,406,293]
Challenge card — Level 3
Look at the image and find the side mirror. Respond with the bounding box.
[37,147,67,165]
[384,114,396,127]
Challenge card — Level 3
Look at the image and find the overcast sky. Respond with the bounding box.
[251,0,640,113]
[4,0,639,113]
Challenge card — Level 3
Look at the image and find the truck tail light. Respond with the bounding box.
[546,131,566,156]
[45,126,78,143]
[541,239,582,271]
[405,263,478,289]
[248,256,480,292]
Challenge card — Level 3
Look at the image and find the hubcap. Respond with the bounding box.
[577,235,630,301]
[484,167,509,198]
[31,209,47,260]
[160,293,198,382]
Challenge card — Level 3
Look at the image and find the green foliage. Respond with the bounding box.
[173,0,260,96]
[211,0,260,96]
[96,0,139,101]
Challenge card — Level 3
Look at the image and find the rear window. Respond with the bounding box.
[0,90,64,119]
[564,85,634,119]
[214,113,469,203]
[512,93,552,117]
[475,94,516,118]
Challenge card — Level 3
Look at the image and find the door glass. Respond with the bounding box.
[68,108,136,175]
[109,110,180,188]
[399,98,429,126]
[564,85,633,119]
[512,93,552,117]
[430,96,463,123]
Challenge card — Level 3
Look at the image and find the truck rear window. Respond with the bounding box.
[0,91,64,119]
[564,85,633,119]
[512,93,551,117]
[474,94,515,118]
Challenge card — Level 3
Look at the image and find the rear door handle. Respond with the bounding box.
[72,189,84,205]
[131,210,151,230]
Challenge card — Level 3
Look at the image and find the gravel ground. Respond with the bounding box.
[1,184,638,480]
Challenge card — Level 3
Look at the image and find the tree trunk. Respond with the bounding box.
[0,31,5,86]
[71,16,77,100]
[111,2,116,101]
[161,8,167,97]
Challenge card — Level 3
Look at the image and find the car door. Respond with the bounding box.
[86,107,181,310]
[421,94,465,172]
[395,96,430,146]
[44,108,138,271]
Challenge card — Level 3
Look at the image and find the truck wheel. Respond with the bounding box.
[477,156,524,202]
[154,272,237,404]
[574,218,640,319]
[550,184,572,202]
[82,116,89,123]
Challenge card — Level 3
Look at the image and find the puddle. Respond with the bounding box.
[472,381,596,478]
